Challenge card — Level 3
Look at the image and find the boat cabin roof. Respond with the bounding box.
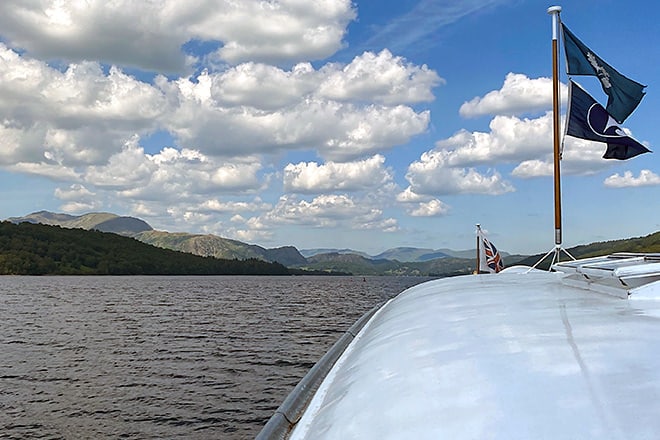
[284,255,660,439]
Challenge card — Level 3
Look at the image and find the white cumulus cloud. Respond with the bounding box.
[0,0,357,72]
[604,170,660,188]
[84,137,157,189]
[199,198,271,213]
[409,199,450,217]
[197,0,357,65]
[0,44,166,166]
[318,49,443,104]
[395,186,425,203]
[283,155,392,193]
[459,73,566,118]
[54,184,100,212]
[436,113,553,166]
[162,70,432,160]
[404,148,515,196]
[511,137,619,178]
[263,194,391,230]
[210,62,318,110]
[0,40,436,175]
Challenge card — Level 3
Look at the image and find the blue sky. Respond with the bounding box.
[0,0,657,255]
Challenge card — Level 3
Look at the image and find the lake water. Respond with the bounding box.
[0,275,432,439]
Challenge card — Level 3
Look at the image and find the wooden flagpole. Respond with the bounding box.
[527,6,577,272]
[527,6,577,271]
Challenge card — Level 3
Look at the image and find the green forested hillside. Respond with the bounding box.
[1,219,658,276]
[567,231,660,256]
[0,221,289,275]
[302,252,401,275]
[299,253,481,276]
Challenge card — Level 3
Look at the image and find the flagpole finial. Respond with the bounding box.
[547,5,561,15]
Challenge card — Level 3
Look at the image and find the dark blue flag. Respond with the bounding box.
[562,24,645,123]
[566,81,651,160]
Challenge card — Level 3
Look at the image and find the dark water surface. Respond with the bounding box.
[0,275,432,439]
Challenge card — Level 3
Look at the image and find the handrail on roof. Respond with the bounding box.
[553,253,660,298]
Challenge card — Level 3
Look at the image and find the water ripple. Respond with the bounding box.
[0,275,431,438]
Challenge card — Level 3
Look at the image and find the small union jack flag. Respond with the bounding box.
[483,237,504,273]
[477,226,504,274]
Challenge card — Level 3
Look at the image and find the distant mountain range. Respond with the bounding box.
[8,211,308,267]
[302,246,503,260]
[300,248,371,258]
[8,210,657,275]
[7,211,485,267]
[132,230,306,266]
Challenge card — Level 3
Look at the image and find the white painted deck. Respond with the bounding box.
[289,260,660,439]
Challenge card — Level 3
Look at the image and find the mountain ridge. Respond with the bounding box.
[9,211,152,235]
[8,211,659,276]
[8,211,490,264]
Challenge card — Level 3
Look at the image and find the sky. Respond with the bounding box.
[0,0,658,255]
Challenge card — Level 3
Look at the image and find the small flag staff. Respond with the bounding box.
[475,224,481,274]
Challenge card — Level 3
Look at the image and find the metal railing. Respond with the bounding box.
[256,303,383,439]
